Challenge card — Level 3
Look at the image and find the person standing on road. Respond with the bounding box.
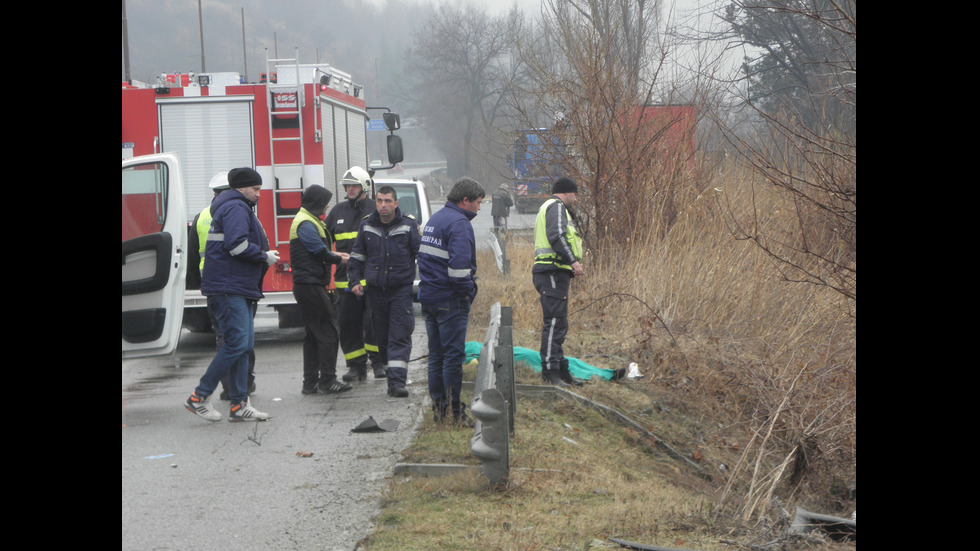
[491,183,514,233]
[325,166,384,383]
[533,176,585,387]
[348,185,421,398]
[188,172,264,400]
[290,185,354,395]
[185,167,278,422]
[418,178,485,425]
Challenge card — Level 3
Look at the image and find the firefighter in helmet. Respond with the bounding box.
[324,166,384,382]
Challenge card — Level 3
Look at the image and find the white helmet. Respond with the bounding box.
[340,166,372,194]
[209,171,231,191]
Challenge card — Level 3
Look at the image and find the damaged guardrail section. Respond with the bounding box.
[468,302,516,485]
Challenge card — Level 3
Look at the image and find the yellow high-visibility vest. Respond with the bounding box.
[196,205,212,271]
[534,198,582,271]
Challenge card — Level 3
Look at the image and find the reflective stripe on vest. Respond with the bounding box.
[534,198,582,271]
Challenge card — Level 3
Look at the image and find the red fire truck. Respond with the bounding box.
[122,54,404,336]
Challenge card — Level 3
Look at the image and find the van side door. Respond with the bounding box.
[122,153,187,358]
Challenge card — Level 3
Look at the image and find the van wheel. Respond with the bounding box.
[182,307,214,333]
[276,305,304,328]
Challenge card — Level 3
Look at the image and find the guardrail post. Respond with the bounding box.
[494,306,516,434]
[468,303,511,485]
[500,234,510,275]
[468,388,510,485]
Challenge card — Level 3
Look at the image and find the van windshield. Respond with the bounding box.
[387,184,421,222]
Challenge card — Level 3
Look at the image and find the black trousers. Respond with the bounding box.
[533,270,571,372]
[293,283,340,388]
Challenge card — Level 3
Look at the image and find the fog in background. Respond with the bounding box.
[122,0,717,109]
[123,0,738,166]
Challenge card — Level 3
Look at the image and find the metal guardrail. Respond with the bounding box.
[467,302,516,485]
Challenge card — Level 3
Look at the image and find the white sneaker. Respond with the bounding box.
[185,391,222,422]
[229,399,270,422]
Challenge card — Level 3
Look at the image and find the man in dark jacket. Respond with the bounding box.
[348,185,421,398]
[290,184,353,395]
[490,183,514,233]
[418,177,484,425]
[325,166,383,382]
[189,172,264,400]
[185,167,279,423]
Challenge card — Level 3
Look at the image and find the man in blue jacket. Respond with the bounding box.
[418,178,485,425]
[348,185,421,398]
[185,167,279,423]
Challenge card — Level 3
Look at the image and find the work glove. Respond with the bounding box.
[265,250,280,266]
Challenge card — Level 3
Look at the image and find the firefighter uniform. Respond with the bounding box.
[325,194,382,380]
[533,187,584,386]
[347,206,421,396]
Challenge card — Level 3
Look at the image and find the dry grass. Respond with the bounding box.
[364,157,855,550]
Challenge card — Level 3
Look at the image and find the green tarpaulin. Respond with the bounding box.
[464,341,616,381]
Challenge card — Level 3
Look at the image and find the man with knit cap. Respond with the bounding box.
[189,171,265,400]
[185,167,279,422]
[532,176,585,387]
[290,184,353,395]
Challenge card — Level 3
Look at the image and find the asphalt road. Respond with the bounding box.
[431,197,537,251]
[122,197,529,550]
[122,309,430,551]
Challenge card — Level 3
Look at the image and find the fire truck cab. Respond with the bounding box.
[122,53,404,341]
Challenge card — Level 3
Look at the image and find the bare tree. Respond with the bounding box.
[408,3,522,182]
[713,0,856,303]
[505,0,708,254]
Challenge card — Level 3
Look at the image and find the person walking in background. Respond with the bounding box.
[533,176,585,387]
[418,178,485,425]
[491,183,514,233]
[290,185,353,395]
[348,185,421,398]
[185,167,278,422]
[326,166,384,383]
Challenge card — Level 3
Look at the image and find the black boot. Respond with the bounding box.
[453,402,474,427]
[373,365,387,379]
[342,365,368,382]
[433,399,449,423]
[559,359,584,387]
[541,368,565,386]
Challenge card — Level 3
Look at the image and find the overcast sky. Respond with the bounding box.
[123,0,731,93]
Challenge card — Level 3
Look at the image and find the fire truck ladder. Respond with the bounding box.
[266,48,307,249]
